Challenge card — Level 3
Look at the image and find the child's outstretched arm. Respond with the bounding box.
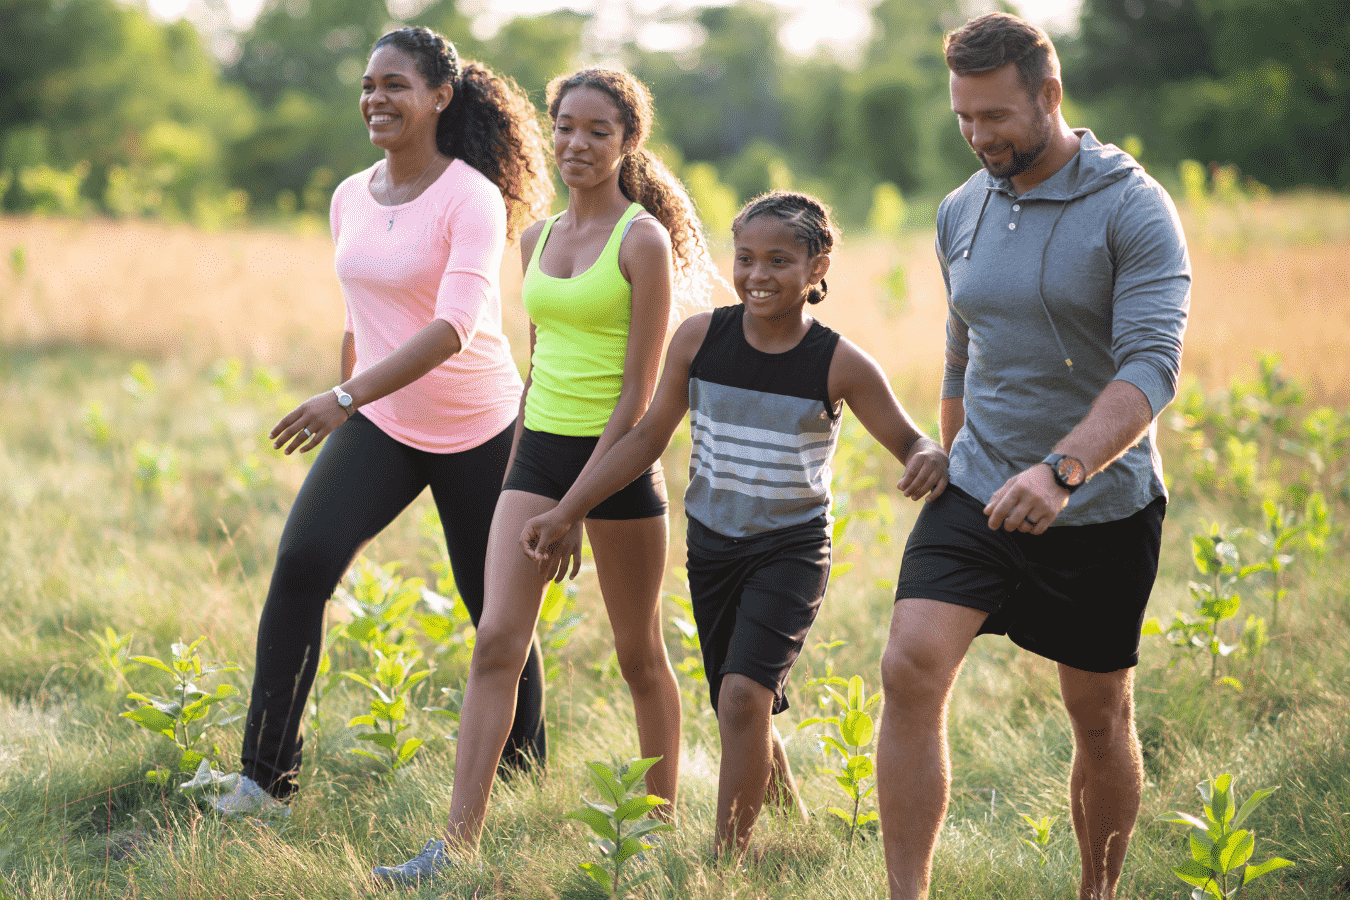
[520,312,712,579]
[827,337,949,501]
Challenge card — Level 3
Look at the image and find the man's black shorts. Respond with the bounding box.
[503,427,667,520]
[894,485,1166,672]
[686,516,831,715]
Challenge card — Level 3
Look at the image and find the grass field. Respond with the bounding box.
[1,192,1349,899]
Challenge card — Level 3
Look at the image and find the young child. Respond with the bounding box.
[521,190,949,860]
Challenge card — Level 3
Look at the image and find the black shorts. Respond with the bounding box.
[502,427,668,520]
[686,516,831,715]
[894,485,1166,673]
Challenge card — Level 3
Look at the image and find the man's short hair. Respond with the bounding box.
[944,13,1060,100]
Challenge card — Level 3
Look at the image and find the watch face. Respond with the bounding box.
[1056,456,1087,487]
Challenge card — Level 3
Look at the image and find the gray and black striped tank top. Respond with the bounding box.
[684,304,842,538]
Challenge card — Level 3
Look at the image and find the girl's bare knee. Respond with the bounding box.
[471,623,530,680]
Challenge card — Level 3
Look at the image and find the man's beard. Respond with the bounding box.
[977,109,1051,179]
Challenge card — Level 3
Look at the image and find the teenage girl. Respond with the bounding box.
[521,191,949,860]
[374,68,718,882]
[213,27,553,816]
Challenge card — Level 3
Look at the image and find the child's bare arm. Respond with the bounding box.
[828,337,948,501]
[520,313,710,576]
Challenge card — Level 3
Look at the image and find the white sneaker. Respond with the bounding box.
[209,774,291,820]
[372,839,452,886]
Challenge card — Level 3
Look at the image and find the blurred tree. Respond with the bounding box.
[630,1,787,164]
[481,10,587,100]
[1064,0,1350,188]
[1,0,256,216]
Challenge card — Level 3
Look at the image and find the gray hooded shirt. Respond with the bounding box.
[937,129,1190,526]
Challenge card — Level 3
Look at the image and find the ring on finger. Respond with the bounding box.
[1024,516,1037,527]
[302,427,313,439]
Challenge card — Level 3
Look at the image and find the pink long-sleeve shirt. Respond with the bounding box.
[330,158,523,453]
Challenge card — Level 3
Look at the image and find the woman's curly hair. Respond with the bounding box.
[372,27,552,241]
[732,191,839,305]
[546,67,718,319]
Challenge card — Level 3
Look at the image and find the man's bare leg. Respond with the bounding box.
[1058,665,1141,900]
[877,599,986,900]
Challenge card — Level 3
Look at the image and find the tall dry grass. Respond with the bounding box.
[4,191,1348,405]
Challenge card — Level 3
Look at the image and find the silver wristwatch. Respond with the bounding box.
[332,385,354,417]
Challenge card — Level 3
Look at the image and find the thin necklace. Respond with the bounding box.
[381,154,441,230]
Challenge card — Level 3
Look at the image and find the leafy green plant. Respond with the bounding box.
[664,583,706,708]
[121,637,243,783]
[1160,773,1292,898]
[332,559,425,662]
[1020,813,1057,866]
[87,626,140,693]
[538,578,583,685]
[566,756,673,899]
[1246,494,1331,635]
[1145,525,1264,688]
[798,673,882,850]
[343,647,432,772]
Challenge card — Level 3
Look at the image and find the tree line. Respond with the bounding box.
[2,0,1346,231]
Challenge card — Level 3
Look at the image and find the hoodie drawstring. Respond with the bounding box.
[1036,200,1074,374]
[961,187,994,261]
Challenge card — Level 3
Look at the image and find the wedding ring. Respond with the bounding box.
[302,428,313,439]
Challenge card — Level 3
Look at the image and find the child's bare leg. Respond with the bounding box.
[715,674,777,859]
[765,724,809,822]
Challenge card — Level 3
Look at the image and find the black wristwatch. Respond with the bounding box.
[1043,453,1086,493]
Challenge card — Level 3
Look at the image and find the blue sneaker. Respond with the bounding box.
[209,774,290,821]
[372,839,452,886]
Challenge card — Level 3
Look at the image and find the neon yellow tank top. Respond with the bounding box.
[522,202,643,436]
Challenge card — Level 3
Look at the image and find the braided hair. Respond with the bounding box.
[371,27,552,240]
[732,191,839,305]
[546,67,718,321]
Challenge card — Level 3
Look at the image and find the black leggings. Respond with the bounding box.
[241,414,546,797]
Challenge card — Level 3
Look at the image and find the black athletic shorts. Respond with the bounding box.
[686,515,831,715]
[894,485,1166,673]
[502,427,668,520]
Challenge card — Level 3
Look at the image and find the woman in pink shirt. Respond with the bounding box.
[212,26,553,817]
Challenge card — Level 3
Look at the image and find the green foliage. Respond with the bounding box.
[343,648,431,772]
[1168,354,1350,508]
[566,756,673,899]
[15,162,90,216]
[86,626,139,694]
[1246,497,1328,635]
[326,559,457,772]
[1160,774,1293,898]
[665,586,707,709]
[1019,813,1058,867]
[120,636,243,784]
[682,162,739,237]
[8,342,1350,898]
[1145,525,1266,688]
[538,578,584,686]
[1067,0,1350,190]
[798,673,882,849]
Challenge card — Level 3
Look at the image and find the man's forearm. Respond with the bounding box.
[1054,379,1154,477]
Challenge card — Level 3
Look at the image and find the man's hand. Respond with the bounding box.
[984,463,1069,534]
[520,511,583,582]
